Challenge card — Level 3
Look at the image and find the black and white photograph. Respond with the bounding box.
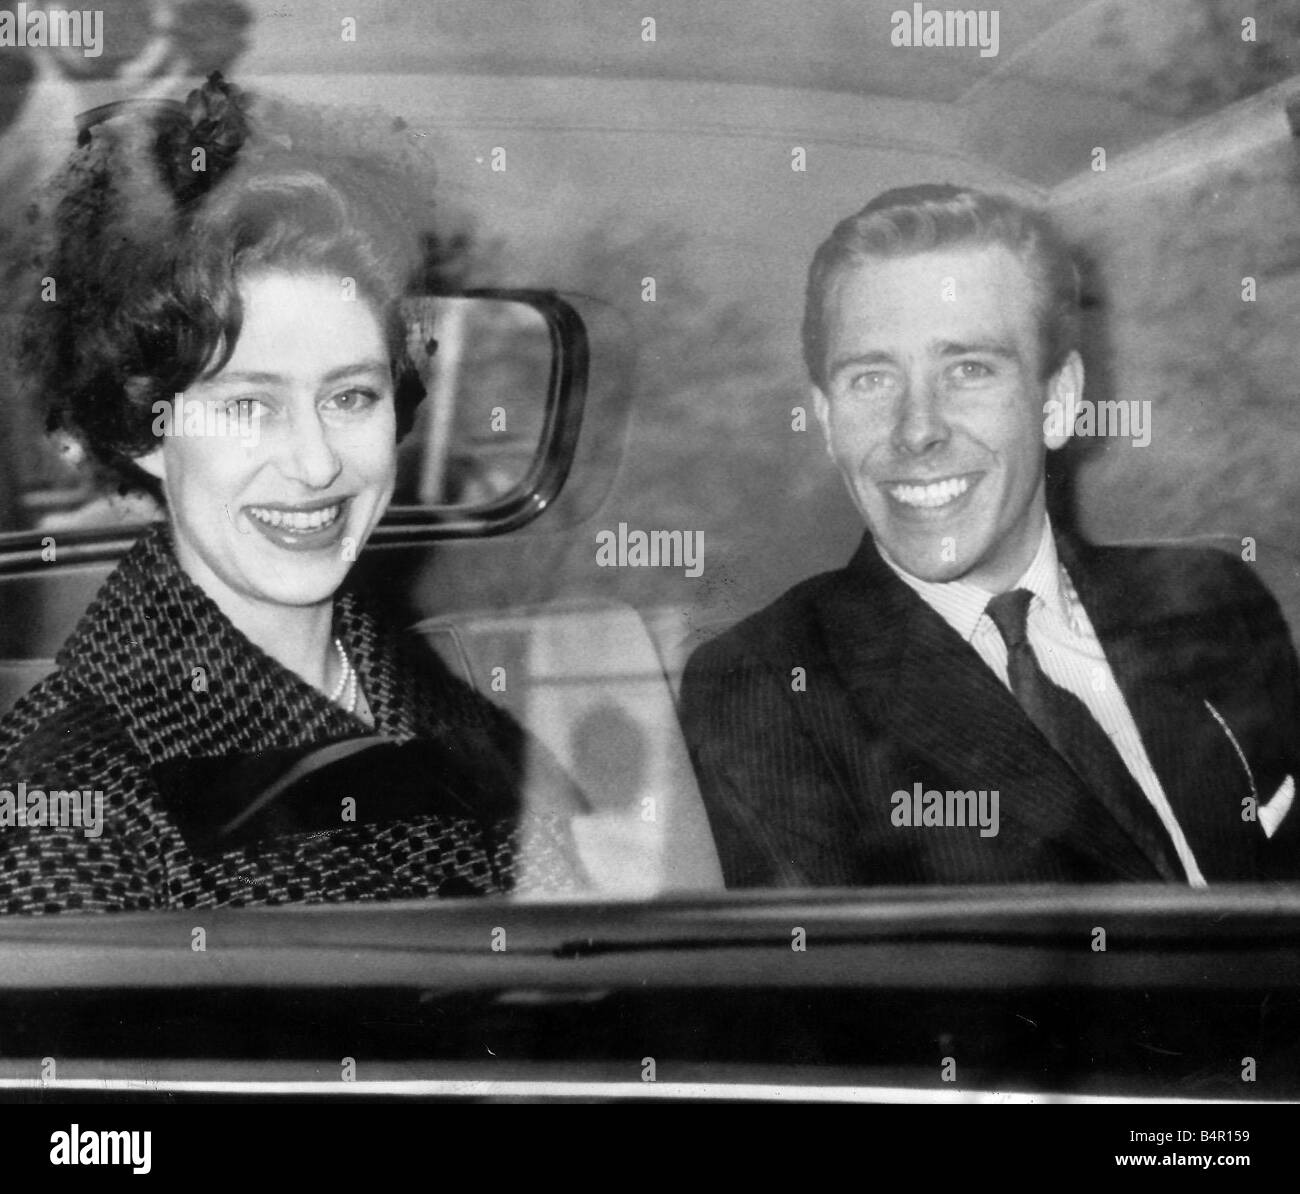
[0,0,1297,1152]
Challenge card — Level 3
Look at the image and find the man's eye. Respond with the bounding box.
[323,388,382,413]
[949,360,994,382]
[848,371,894,394]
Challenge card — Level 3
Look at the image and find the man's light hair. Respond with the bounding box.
[802,184,1082,390]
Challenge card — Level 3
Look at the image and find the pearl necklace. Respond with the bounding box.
[327,636,359,715]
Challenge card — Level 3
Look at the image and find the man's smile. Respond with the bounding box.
[882,472,980,513]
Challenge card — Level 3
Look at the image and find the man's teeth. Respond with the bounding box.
[888,476,971,508]
[247,503,342,531]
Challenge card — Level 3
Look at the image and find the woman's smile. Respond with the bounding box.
[244,497,351,550]
[135,270,398,625]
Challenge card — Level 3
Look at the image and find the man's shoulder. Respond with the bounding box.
[1071,537,1277,619]
[685,564,850,680]
[1080,536,1249,575]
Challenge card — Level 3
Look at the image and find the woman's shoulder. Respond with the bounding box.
[0,672,175,914]
[0,670,147,786]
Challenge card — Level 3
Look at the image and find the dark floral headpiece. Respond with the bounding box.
[75,72,251,209]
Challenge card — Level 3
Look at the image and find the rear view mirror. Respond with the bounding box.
[384,291,588,537]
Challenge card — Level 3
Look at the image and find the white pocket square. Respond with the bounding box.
[1261,775,1294,839]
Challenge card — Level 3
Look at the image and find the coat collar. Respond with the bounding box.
[53,522,418,765]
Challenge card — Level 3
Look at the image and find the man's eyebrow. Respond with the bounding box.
[827,351,894,377]
[827,340,1024,378]
[934,339,1021,361]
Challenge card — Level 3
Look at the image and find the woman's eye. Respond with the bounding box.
[221,396,269,423]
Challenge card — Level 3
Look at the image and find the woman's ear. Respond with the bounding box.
[132,445,166,484]
[131,381,169,484]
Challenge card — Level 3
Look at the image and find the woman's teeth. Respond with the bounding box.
[889,476,971,508]
[247,503,342,531]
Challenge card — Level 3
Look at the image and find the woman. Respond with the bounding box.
[0,76,586,912]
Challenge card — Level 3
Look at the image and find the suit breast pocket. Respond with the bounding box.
[1203,699,1293,839]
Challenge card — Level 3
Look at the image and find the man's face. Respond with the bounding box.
[135,271,398,629]
[812,243,1078,592]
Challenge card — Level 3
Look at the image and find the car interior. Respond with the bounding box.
[3,0,1299,900]
[0,0,1299,1103]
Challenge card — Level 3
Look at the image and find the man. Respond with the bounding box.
[680,184,1300,887]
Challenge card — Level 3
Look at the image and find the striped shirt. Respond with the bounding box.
[883,518,1206,886]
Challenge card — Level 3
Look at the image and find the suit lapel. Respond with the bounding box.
[1059,536,1257,879]
[813,535,1166,880]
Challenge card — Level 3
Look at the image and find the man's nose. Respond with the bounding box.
[891,377,950,456]
[279,407,343,489]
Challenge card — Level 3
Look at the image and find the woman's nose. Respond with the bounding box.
[280,407,343,489]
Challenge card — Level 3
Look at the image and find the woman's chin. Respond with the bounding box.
[230,535,359,608]
[244,571,351,610]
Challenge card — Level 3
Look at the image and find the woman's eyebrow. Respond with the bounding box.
[320,359,390,383]
[206,370,282,386]
[208,360,390,387]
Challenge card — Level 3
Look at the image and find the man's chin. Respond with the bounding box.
[888,555,970,584]
[872,531,983,585]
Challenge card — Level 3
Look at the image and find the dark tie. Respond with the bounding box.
[984,588,1184,881]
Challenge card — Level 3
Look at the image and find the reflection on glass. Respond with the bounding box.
[394,297,551,509]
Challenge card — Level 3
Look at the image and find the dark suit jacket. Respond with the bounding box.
[680,533,1300,886]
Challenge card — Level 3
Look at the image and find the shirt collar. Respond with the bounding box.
[882,516,1085,643]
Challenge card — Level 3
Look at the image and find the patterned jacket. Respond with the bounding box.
[0,524,585,912]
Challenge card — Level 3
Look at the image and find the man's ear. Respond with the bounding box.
[811,386,835,460]
[1042,350,1084,451]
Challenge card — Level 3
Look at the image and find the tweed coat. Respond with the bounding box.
[0,524,584,913]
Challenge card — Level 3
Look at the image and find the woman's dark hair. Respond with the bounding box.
[23,74,428,498]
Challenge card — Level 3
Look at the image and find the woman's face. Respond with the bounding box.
[136,270,398,623]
